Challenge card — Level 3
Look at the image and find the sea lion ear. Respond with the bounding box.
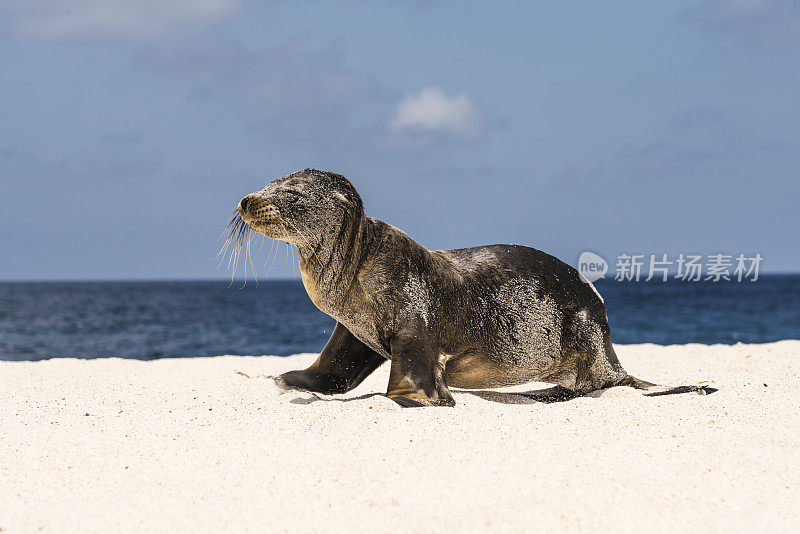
[332,191,350,206]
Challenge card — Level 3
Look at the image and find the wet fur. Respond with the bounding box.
[233,169,713,407]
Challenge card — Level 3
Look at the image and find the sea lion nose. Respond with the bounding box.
[240,196,251,214]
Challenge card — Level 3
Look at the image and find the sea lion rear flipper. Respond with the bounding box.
[619,375,718,396]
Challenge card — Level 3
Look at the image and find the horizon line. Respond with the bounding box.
[1,272,799,284]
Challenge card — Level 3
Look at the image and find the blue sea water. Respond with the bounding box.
[0,276,798,361]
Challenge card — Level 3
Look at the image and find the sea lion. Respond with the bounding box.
[230,169,713,407]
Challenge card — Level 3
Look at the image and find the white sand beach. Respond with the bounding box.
[1,341,798,533]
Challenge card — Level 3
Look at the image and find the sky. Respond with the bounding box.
[0,0,798,280]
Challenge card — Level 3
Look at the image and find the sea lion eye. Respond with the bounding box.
[283,189,303,198]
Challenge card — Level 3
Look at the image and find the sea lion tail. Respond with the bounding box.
[618,375,717,396]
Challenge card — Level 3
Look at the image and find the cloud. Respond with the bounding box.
[0,0,243,40]
[139,35,379,112]
[390,87,481,138]
[680,0,800,47]
[137,34,382,152]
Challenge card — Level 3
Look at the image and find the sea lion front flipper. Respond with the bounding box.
[386,328,455,408]
[275,322,386,395]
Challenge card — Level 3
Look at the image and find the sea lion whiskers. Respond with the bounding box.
[284,220,323,269]
[220,215,242,272]
[231,218,245,272]
[217,211,240,267]
[221,208,308,286]
[264,235,276,270]
[222,214,251,286]
[229,218,243,284]
[240,224,258,289]
[265,234,280,278]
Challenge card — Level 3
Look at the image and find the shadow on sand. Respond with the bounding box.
[459,386,583,405]
[288,392,387,405]
[285,386,586,406]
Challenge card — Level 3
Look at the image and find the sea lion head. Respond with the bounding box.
[236,168,364,246]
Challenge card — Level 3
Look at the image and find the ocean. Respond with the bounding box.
[1,276,798,361]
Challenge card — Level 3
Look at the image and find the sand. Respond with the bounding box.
[1,341,799,533]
